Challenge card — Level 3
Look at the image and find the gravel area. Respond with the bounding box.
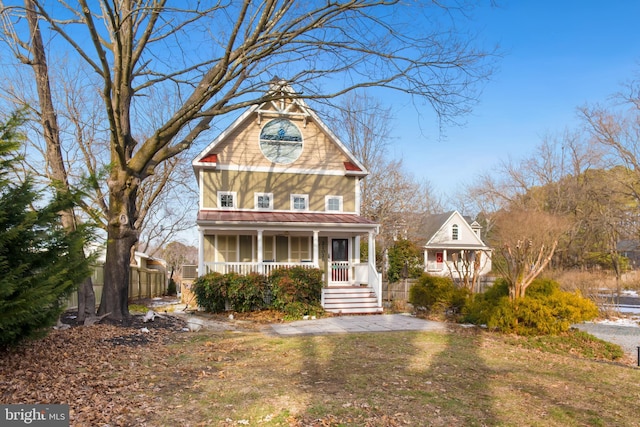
[573,322,640,360]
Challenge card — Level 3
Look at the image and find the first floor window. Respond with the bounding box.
[290,236,310,261]
[217,235,237,262]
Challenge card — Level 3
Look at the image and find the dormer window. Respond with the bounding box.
[218,191,236,209]
[452,224,459,240]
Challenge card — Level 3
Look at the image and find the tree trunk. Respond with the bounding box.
[24,0,96,321]
[76,277,96,324]
[98,232,135,322]
[97,174,140,322]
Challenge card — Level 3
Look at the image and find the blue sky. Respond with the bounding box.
[393,1,640,198]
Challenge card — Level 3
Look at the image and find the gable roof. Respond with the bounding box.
[423,210,489,250]
[192,79,367,176]
[421,211,456,242]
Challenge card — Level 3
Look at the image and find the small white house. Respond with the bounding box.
[422,211,492,280]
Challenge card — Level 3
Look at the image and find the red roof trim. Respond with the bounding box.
[201,154,218,163]
[198,210,377,226]
[344,161,362,172]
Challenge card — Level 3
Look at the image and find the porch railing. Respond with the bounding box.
[426,261,445,271]
[204,261,317,276]
[330,261,350,282]
[204,260,383,309]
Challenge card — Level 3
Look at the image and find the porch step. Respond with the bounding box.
[323,287,383,314]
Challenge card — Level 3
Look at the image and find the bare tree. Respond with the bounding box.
[449,249,489,293]
[162,241,198,283]
[579,82,640,289]
[324,91,394,216]
[491,208,570,300]
[0,1,496,321]
[1,0,97,323]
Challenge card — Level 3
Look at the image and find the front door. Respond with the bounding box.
[331,238,349,284]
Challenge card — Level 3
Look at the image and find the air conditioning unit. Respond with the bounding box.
[182,265,198,279]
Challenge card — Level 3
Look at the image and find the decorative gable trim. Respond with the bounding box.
[343,161,365,176]
[192,81,368,176]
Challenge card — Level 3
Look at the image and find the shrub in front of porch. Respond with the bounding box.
[192,272,270,313]
[269,267,324,319]
[192,272,228,313]
[227,272,270,312]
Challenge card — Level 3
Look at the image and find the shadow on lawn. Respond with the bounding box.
[293,325,499,425]
[419,326,500,425]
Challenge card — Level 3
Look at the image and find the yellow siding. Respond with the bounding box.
[204,235,215,262]
[203,169,356,211]
[213,113,351,171]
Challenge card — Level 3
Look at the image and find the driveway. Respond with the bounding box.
[268,313,640,362]
[269,313,447,336]
[572,322,640,360]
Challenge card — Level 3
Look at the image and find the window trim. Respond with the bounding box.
[217,191,237,209]
[325,195,343,212]
[254,192,274,210]
[290,194,309,211]
[452,224,459,241]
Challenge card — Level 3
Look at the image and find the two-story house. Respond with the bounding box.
[192,80,382,313]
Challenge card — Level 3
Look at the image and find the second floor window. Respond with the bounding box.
[218,191,236,209]
[325,196,343,212]
[291,194,308,211]
[452,224,459,240]
[255,192,273,210]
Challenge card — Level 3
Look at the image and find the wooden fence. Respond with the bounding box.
[65,264,167,309]
[382,279,417,302]
[382,276,496,302]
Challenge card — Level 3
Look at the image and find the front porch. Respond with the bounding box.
[202,260,383,314]
[424,247,492,278]
[203,260,370,285]
[197,211,383,313]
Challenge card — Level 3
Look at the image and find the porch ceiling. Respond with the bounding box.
[198,210,378,230]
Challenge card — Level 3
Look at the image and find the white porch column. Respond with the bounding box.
[312,230,319,267]
[424,250,428,271]
[198,228,205,276]
[368,231,375,267]
[443,249,447,270]
[368,230,382,307]
[354,236,361,263]
[257,230,264,275]
[257,230,264,263]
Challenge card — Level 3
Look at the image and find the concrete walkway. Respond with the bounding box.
[270,313,448,336]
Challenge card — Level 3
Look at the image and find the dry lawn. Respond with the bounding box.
[2,314,640,427]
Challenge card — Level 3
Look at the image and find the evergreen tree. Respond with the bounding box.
[0,113,93,347]
[387,239,424,284]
